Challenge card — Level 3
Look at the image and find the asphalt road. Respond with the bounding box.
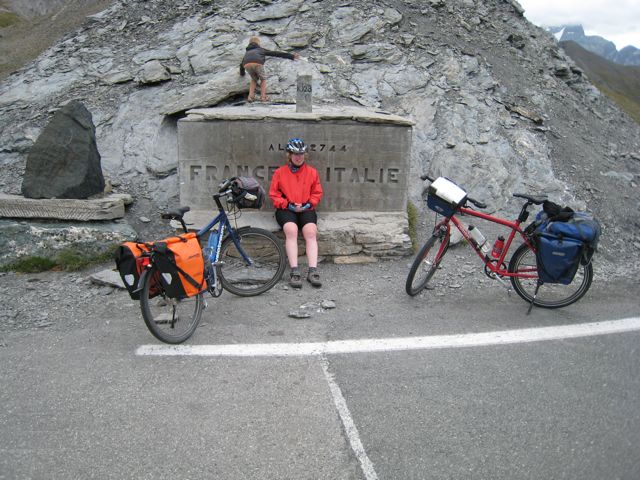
[1,258,639,479]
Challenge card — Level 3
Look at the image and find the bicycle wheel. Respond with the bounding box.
[406,233,450,296]
[508,243,593,308]
[219,227,286,297]
[139,268,204,344]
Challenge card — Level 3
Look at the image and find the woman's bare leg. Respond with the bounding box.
[302,223,318,268]
[283,222,299,267]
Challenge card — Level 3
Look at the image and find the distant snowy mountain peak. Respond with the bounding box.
[548,24,640,66]
[553,27,565,42]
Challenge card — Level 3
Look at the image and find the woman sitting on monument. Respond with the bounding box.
[269,138,323,288]
[240,36,300,103]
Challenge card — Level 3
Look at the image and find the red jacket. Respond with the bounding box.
[269,164,323,210]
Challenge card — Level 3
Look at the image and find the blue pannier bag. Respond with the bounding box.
[535,234,583,284]
[546,213,601,247]
[534,212,601,285]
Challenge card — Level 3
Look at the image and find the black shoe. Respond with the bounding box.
[307,271,322,287]
[289,272,302,288]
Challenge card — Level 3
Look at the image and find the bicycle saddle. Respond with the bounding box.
[161,206,190,220]
[512,193,547,204]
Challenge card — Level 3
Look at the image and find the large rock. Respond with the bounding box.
[136,60,171,84]
[21,100,105,199]
[330,8,382,44]
[241,0,304,22]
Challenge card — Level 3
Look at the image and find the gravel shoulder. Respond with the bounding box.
[1,240,637,343]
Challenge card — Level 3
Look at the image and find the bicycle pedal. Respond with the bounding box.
[492,274,511,293]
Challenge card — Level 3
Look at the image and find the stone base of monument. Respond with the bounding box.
[0,193,132,221]
[177,210,412,262]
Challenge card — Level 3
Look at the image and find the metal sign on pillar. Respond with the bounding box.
[296,75,313,113]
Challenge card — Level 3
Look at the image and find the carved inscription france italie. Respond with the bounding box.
[179,119,411,212]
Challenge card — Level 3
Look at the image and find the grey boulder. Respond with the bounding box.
[21,100,105,199]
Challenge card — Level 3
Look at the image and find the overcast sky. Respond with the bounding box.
[517,0,640,50]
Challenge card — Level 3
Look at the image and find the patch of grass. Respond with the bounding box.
[595,83,640,124]
[95,245,119,263]
[407,200,419,253]
[0,12,21,28]
[0,256,57,273]
[55,249,95,271]
[0,244,119,273]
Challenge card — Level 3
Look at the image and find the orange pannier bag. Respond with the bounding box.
[114,241,151,300]
[150,232,206,299]
[114,232,205,300]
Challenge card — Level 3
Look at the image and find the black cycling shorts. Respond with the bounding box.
[275,209,317,229]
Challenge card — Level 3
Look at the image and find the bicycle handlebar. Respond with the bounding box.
[468,198,487,209]
[213,177,240,201]
[213,188,233,199]
[420,174,487,209]
[218,178,234,192]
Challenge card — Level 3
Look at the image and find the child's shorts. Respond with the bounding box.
[244,63,266,82]
[275,209,317,229]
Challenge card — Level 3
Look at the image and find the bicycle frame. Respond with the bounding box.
[409,175,594,309]
[196,194,252,266]
[439,206,537,279]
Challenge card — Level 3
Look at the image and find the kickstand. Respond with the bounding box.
[526,281,542,315]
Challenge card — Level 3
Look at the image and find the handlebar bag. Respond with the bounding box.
[151,232,205,299]
[427,177,468,217]
[231,176,266,209]
[114,242,155,300]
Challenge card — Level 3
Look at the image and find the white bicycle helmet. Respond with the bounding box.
[286,138,307,154]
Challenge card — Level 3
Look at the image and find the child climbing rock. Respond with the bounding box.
[240,36,299,102]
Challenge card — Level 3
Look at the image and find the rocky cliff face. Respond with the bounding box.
[0,0,639,275]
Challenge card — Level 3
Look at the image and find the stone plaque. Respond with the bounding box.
[296,75,312,113]
[178,108,412,212]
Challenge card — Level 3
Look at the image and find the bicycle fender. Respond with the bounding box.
[133,267,151,295]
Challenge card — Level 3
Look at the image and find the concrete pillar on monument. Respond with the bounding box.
[296,75,312,113]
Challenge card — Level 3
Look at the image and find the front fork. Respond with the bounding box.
[432,221,450,264]
[434,222,449,239]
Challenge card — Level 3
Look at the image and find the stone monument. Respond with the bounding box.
[296,75,313,113]
[177,104,415,260]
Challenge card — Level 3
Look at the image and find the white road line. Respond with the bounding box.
[136,317,640,357]
[320,356,379,480]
